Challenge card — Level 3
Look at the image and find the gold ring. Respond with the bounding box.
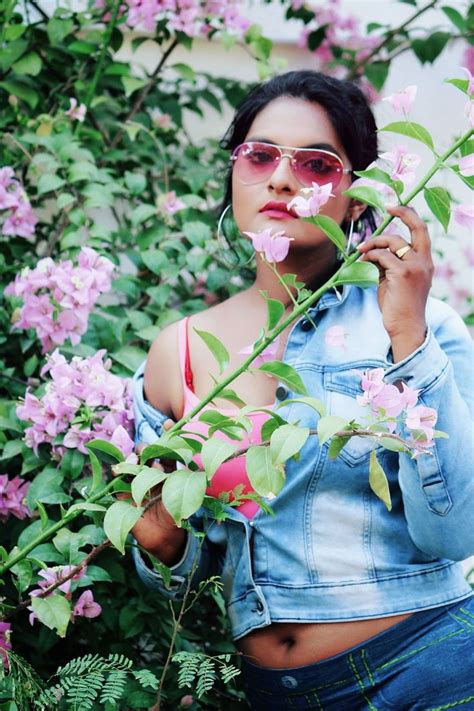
[395,245,412,259]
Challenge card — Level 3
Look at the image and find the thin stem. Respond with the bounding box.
[166,127,473,436]
[348,0,439,78]
[109,38,179,150]
[269,261,317,330]
[3,541,111,620]
[81,0,122,116]
[0,474,125,576]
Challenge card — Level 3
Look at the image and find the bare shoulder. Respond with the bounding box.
[143,320,181,417]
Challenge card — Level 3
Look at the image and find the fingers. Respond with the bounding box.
[357,234,410,256]
[359,248,404,273]
[386,205,431,255]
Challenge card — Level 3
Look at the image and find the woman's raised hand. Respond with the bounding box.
[357,205,433,363]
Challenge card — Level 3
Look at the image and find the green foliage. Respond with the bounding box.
[172,651,241,699]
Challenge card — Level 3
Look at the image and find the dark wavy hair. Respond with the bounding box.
[219,70,379,239]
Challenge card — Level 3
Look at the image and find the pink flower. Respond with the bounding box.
[0,622,11,669]
[383,85,417,115]
[453,204,474,232]
[244,228,293,263]
[65,98,87,122]
[2,198,38,238]
[0,475,30,522]
[325,325,348,349]
[461,66,474,96]
[405,405,437,444]
[110,425,135,457]
[350,176,397,205]
[287,182,334,217]
[239,335,281,366]
[380,146,421,188]
[73,590,102,619]
[150,109,173,130]
[463,246,474,267]
[459,154,474,177]
[160,191,186,215]
[399,383,419,410]
[180,696,194,708]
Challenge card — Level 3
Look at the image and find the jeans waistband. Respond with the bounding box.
[241,594,473,691]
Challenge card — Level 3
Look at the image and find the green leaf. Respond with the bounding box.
[264,296,285,331]
[47,17,74,45]
[86,439,125,464]
[353,166,402,194]
[411,32,450,65]
[270,424,309,465]
[276,396,326,416]
[0,440,24,460]
[309,215,347,252]
[378,436,409,453]
[0,80,39,108]
[31,595,71,638]
[343,185,386,211]
[424,187,451,232]
[140,436,194,466]
[317,415,348,444]
[124,171,147,195]
[103,501,143,554]
[334,261,379,288]
[328,435,350,459]
[194,328,229,375]
[172,63,196,81]
[131,467,167,506]
[380,121,434,150]
[201,439,237,477]
[364,61,389,91]
[89,450,103,491]
[68,502,106,514]
[216,388,247,408]
[57,192,75,209]
[12,51,42,76]
[37,173,66,195]
[369,449,392,511]
[182,221,211,246]
[445,78,469,96]
[257,361,307,395]
[111,345,147,373]
[246,446,285,498]
[162,469,206,525]
[441,5,466,32]
[35,500,49,529]
[130,204,157,226]
[122,76,148,97]
[141,249,168,275]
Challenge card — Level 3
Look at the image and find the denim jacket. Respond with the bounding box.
[132,285,473,641]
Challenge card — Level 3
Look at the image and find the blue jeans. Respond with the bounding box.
[242,595,474,710]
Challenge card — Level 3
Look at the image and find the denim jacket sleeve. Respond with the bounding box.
[384,301,474,561]
[132,361,214,598]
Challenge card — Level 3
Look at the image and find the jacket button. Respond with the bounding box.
[275,385,288,401]
[256,600,264,614]
[300,319,312,331]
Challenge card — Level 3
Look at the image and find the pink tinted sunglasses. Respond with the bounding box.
[231,141,351,189]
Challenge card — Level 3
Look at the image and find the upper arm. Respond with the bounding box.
[143,320,182,420]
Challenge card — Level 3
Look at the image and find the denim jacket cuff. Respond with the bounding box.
[383,329,449,391]
[132,532,199,597]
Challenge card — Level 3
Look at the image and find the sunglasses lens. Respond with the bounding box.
[232,143,280,184]
[294,151,344,188]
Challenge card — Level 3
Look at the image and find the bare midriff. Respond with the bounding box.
[237,614,413,668]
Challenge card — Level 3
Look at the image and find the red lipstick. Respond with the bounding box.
[259,201,297,219]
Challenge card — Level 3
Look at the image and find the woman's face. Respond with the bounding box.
[232,96,354,251]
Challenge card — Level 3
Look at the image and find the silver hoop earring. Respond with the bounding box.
[346,219,355,253]
[217,205,254,268]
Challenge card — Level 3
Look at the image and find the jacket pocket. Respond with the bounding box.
[324,365,384,466]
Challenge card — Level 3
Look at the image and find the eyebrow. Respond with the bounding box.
[245,137,343,159]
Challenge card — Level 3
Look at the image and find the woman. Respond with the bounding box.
[132,71,474,708]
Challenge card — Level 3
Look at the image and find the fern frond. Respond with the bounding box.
[99,670,127,705]
[195,657,216,698]
[65,670,103,710]
[133,668,160,690]
[6,651,46,711]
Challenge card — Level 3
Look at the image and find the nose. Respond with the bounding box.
[267,154,298,194]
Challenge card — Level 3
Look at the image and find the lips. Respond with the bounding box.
[259,201,297,218]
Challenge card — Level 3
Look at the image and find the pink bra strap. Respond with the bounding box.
[178,318,196,412]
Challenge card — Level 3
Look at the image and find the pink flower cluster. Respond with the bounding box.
[297,0,378,79]
[96,0,250,37]
[0,474,31,522]
[17,350,134,456]
[0,622,12,669]
[357,368,438,445]
[0,167,38,239]
[28,565,102,626]
[5,247,114,352]
[244,228,293,263]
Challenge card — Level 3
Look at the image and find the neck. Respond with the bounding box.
[250,245,340,306]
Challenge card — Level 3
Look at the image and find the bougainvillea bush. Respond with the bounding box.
[0,0,473,708]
